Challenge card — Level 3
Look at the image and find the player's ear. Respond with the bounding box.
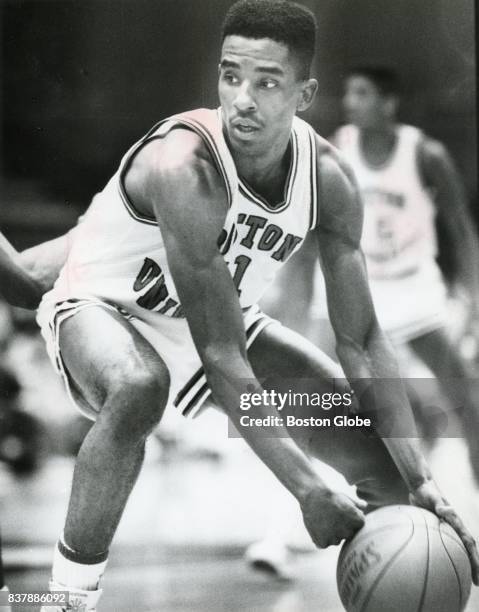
[297,78,318,112]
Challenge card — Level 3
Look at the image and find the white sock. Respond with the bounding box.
[52,541,108,591]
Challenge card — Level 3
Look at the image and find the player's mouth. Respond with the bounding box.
[231,120,261,139]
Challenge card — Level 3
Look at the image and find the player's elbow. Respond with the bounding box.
[201,343,248,400]
[201,342,244,375]
[335,336,364,368]
[334,317,380,364]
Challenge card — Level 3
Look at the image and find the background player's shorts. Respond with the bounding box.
[37,298,275,421]
[311,260,447,346]
[368,262,447,345]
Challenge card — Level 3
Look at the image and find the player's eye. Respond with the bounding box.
[223,72,239,85]
[260,78,278,89]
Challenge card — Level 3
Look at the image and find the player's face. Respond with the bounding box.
[342,76,388,129]
[218,36,317,156]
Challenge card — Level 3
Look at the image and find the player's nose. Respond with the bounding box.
[342,92,355,113]
[233,82,257,113]
[342,91,358,113]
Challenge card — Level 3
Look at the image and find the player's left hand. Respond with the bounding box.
[410,479,479,585]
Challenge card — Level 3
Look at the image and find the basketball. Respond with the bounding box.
[337,505,472,612]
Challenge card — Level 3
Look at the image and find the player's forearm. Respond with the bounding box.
[336,331,418,439]
[20,233,71,296]
[336,324,432,490]
[382,437,433,491]
[204,357,327,502]
[0,240,43,309]
[0,229,71,308]
[235,421,327,503]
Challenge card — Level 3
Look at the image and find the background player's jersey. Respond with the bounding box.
[44,108,320,319]
[335,124,437,279]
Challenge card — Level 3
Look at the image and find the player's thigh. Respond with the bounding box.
[58,306,170,414]
[248,322,343,381]
[249,323,407,503]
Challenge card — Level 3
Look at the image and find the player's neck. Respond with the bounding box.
[232,140,292,204]
[358,123,398,167]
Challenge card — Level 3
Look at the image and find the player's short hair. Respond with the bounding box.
[347,66,400,97]
[221,0,317,80]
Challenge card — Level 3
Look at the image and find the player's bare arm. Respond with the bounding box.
[314,143,424,476]
[314,141,479,581]
[20,233,71,297]
[418,138,479,318]
[123,129,365,546]
[0,230,71,309]
[0,231,45,309]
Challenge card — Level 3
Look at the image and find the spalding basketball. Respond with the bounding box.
[337,505,471,612]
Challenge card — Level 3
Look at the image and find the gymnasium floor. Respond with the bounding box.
[3,430,479,612]
[3,323,479,611]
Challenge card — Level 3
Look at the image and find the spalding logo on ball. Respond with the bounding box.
[337,505,471,612]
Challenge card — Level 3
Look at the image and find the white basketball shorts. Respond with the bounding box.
[37,297,275,421]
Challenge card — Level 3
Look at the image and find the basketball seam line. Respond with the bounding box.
[359,519,416,612]
[439,523,463,611]
[417,511,430,612]
[340,524,410,553]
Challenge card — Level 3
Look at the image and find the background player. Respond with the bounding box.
[332,66,479,469]
[0,3,478,611]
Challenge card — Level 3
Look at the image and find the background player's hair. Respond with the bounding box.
[347,66,400,97]
[221,0,317,80]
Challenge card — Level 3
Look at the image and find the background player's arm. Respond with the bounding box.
[0,232,46,308]
[0,230,71,309]
[20,233,72,296]
[123,131,365,545]
[418,138,479,317]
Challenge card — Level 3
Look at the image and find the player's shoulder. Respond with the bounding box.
[393,123,443,159]
[129,110,221,185]
[312,130,358,193]
[331,123,358,148]
[413,128,452,181]
[309,130,362,237]
[416,133,449,162]
[123,109,228,217]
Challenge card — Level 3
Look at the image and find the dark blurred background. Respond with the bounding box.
[0,0,476,247]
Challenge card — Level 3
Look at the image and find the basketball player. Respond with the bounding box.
[0,3,478,609]
[334,66,479,467]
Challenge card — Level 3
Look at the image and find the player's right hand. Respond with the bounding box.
[300,487,367,548]
[410,479,479,585]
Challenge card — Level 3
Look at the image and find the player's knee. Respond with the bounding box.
[103,369,169,441]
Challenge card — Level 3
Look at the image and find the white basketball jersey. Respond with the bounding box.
[46,108,320,319]
[335,124,437,279]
